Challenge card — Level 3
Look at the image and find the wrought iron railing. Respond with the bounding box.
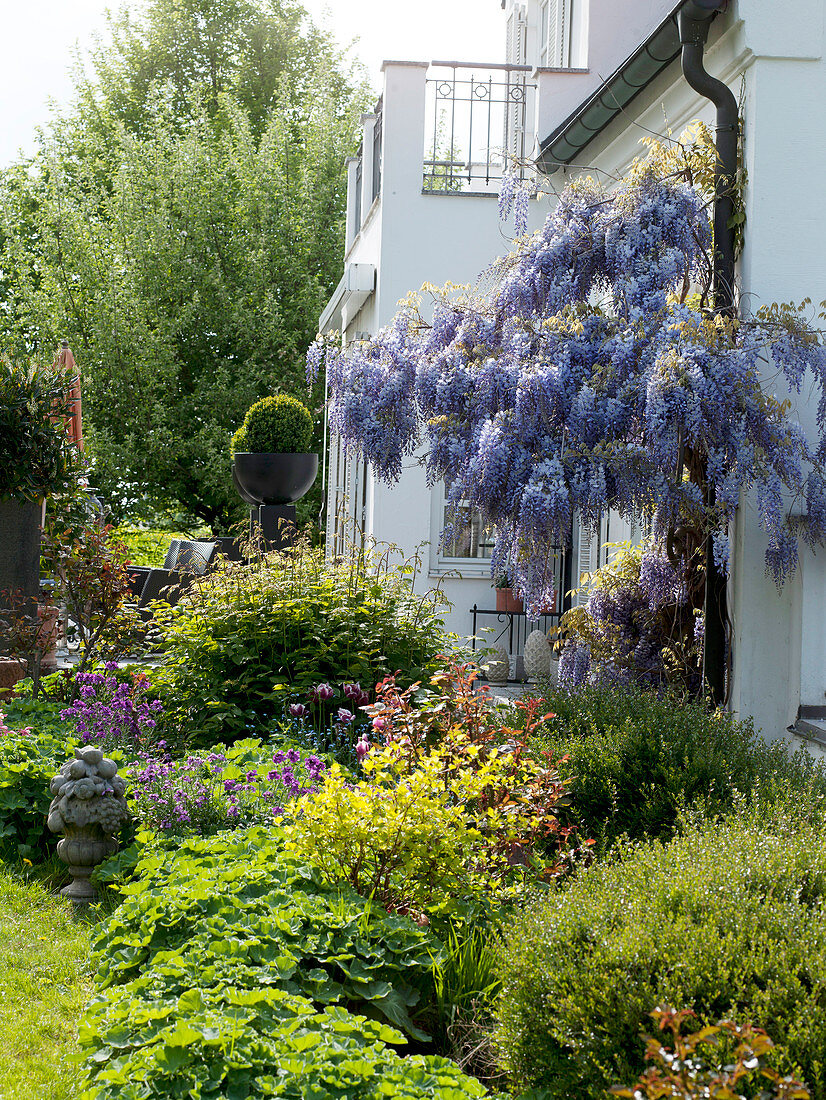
[423,62,536,194]
[469,544,572,680]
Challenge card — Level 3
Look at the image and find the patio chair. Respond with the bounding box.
[135,539,217,611]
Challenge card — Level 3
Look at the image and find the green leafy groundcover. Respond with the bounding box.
[78,828,489,1099]
[0,702,75,861]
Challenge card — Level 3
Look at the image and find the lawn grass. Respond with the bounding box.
[0,865,96,1100]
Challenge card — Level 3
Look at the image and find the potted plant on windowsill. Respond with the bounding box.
[230,395,318,506]
[495,574,524,614]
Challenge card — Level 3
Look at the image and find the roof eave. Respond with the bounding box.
[537,2,694,174]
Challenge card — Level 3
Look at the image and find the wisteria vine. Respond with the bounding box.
[308,142,826,617]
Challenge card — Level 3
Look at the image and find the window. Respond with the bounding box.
[431,483,494,572]
[441,502,495,560]
[539,0,575,69]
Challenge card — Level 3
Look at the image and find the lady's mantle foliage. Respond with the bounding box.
[309,147,826,613]
[79,829,488,1098]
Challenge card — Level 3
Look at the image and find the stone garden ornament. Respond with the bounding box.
[523,629,552,683]
[484,644,510,685]
[48,745,130,902]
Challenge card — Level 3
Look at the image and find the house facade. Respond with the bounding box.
[318,0,826,749]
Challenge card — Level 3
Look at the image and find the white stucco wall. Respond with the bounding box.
[329,60,548,649]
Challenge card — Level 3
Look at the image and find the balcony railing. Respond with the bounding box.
[423,62,536,194]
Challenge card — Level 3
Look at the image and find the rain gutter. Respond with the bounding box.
[537,2,712,173]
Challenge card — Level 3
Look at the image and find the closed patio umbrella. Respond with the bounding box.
[55,340,83,450]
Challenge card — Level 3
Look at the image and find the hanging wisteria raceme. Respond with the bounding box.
[309,157,826,615]
[558,541,702,692]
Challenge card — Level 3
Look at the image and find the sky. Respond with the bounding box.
[0,0,506,166]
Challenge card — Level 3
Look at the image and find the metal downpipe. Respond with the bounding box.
[679,1,738,705]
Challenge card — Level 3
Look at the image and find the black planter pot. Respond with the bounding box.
[232,453,318,506]
[231,464,260,506]
[0,499,42,655]
[0,499,42,602]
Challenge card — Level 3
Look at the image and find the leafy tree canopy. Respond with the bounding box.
[79,0,353,136]
[0,0,369,528]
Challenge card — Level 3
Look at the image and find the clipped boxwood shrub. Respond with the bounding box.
[79,828,489,1099]
[231,394,314,455]
[151,546,448,745]
[494,810,826,1099]
[534,683,826,851]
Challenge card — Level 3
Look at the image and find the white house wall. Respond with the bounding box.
[335,59,547,648]
[324,1,826,723]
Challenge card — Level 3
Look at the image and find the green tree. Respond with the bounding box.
[0,0,368,528]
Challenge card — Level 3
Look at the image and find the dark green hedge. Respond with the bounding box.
[495,809,826,1098]
[535,683,826,852]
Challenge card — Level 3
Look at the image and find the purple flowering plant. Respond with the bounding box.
[61,664,164,755]
[128,741,327,835]
[309,128,826,679]
[558,541,703,693]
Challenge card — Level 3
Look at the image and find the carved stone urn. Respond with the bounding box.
[484,645,510,685]
[523,629,552,683]
[47,745,130,903]
[56,825,118,902]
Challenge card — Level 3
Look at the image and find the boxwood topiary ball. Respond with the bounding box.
[232,395,314,455]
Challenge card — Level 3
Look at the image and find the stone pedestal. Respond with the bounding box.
[57,823,117,903]
[252,505,297,552]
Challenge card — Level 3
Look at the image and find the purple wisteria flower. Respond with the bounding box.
[308,162,826,608]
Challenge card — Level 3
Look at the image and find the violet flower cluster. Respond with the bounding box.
[128,747,327,834]
[309,167,826,610]
[558,545,701,692]
[61,665,163,753]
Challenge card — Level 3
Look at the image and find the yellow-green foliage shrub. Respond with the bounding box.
[286,733,572,919]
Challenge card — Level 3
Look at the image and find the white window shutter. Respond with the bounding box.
[575,519,597,606]
[504,5,528,160]
[547,0,560,65]
[548,0,573,68]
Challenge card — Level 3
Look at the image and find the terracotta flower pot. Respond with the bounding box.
[0,657,27,699]
[38,603,59,673]
[496,587,524,614]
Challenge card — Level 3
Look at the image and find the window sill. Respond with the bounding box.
[429,568,492,580]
